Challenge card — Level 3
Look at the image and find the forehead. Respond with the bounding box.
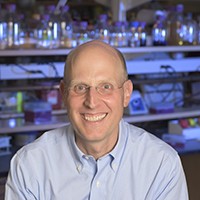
[71,44,122,73]
[76,43,120,61]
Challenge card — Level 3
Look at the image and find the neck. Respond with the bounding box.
[75,135,118,160]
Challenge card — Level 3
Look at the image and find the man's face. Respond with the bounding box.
[61,46,132,146]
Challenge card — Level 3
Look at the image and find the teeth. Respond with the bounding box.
[84,114,106,122]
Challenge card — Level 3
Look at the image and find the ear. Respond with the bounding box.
[123,80,133,107]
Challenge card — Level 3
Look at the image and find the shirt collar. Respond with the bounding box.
[68,120,128,173]
[67,125,85,173]
[108,119,128,171]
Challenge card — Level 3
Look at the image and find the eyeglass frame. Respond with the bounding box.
[65,80,128,96]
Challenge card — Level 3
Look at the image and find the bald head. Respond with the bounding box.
[63,40,128,85]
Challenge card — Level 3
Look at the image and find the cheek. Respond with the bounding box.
[105,91,129,108]
[104,94,124,108]
[65,95,86,115]
[66,96,79,109]
[65,98,80,122]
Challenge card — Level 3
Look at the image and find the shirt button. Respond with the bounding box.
[85,156,89,160]
[111,163,117,170]
[77,165,82,173]
[96,180,101,188]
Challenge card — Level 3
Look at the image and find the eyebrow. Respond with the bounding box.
[68,80,117,87]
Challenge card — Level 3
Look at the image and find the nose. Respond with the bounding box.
[83,87,100,108]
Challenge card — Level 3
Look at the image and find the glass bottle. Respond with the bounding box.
[197,15,200,45]
[36,14,53,49]
[129,21,140,47]
[59,5,76,48]
[77,21,90,45]
[152,11,167,46]
[167,4,184,46]
[138,22,147,46]
[95,14,110,43]
[5,3,20,49]
[182,13,198,45]
[0,5,7,49]
[109,21,128,47]
[47,5,60,48]
[87,21,96,41]
[18,13,30,49]
[19,14,36,49]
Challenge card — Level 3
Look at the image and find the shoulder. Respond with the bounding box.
[121,121,183,180]
[14,125,71,162]
[122,121,178,159]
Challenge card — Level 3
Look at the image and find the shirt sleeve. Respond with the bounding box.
[155,154,189,200]
[4,153,38,200]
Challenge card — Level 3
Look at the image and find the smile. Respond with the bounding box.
[84,114,107,122]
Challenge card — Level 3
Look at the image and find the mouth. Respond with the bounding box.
[83,113,107,122]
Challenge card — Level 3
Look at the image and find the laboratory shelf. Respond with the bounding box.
[0,45,200,57]
[0,106,199,134]
[124,106,200,123]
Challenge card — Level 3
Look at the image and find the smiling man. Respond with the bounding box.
[5,40,188,200]
[60,40,132,159]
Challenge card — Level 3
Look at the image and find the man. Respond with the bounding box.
[5,40,188,199]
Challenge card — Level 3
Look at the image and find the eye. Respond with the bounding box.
[100,83,114,91]
[74,84,88,94]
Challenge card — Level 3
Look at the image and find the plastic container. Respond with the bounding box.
[24,101,52,123]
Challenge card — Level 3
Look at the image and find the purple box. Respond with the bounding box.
[24,102,52,123]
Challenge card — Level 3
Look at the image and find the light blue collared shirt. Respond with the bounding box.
[5,120,188,200]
